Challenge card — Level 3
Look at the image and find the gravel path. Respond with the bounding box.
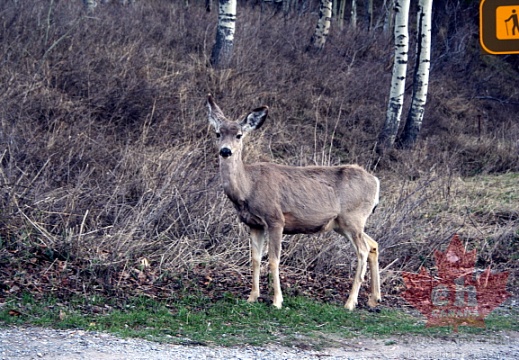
[1,327,518,359]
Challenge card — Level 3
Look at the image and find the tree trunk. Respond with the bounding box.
[366,0,373,31]
[210,0,237,68]
[377,0,410,153]
[399,0,433,148]
[309,0,333,51]
[351,0,357,30]
[383,0,395,35]
[338,0,347,30]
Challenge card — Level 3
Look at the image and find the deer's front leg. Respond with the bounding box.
[247,228,265,303]
[268,226,283,309]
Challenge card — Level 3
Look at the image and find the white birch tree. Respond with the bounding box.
[210,0,237,68]
[399,0,433,148]
[309,0,332,51]
[377,0,410,153]
[351,0,357,29]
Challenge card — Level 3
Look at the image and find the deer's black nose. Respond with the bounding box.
[220,148,232,158]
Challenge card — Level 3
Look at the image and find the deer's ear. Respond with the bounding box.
[207,94,225,131]
[240,106,268,133]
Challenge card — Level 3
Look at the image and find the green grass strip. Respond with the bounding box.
[1,294,516,348]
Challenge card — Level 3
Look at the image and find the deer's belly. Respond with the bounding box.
[282,212,336,234]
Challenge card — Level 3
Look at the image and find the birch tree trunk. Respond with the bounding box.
[309,0,332,51]
[210,0,237,68]
[399,0,433,148]
[377,0,410,153]
[351,0,357,30]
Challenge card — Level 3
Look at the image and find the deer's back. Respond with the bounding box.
[238,163,378,233]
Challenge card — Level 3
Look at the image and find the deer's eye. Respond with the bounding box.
[216,133,221,138]
[236,134,242,139]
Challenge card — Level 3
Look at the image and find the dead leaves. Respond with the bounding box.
[0,247,371,310]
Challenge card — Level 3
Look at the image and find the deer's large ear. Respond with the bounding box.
[240,106,268,133]
[207,94,225,131]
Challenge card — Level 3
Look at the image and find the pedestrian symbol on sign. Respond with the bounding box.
[496,6,519,39]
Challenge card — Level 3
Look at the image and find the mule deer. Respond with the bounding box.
[207,94,381,310]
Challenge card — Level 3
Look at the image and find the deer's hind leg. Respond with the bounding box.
[343,229,370,311]
[364,232,381,307]
[247,228,266,303]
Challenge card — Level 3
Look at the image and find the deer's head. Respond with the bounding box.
[207,94,268,159]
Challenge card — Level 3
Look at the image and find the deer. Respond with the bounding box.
[206,94,381,310]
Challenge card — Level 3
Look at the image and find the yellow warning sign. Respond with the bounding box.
[480,0,519,54]
[496,6,519,39]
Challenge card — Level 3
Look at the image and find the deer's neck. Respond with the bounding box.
[219,154,251,203]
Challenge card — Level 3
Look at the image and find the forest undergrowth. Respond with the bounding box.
[0,0,517,309]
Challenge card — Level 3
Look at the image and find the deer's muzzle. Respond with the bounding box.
[219,147,232,158]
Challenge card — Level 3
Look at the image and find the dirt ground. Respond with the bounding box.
[1,326,518,360]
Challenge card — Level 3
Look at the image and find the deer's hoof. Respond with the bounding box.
[247,293,259,303]
[367,296,381,309]
[272,297,283,309]
[344,300,357,311]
